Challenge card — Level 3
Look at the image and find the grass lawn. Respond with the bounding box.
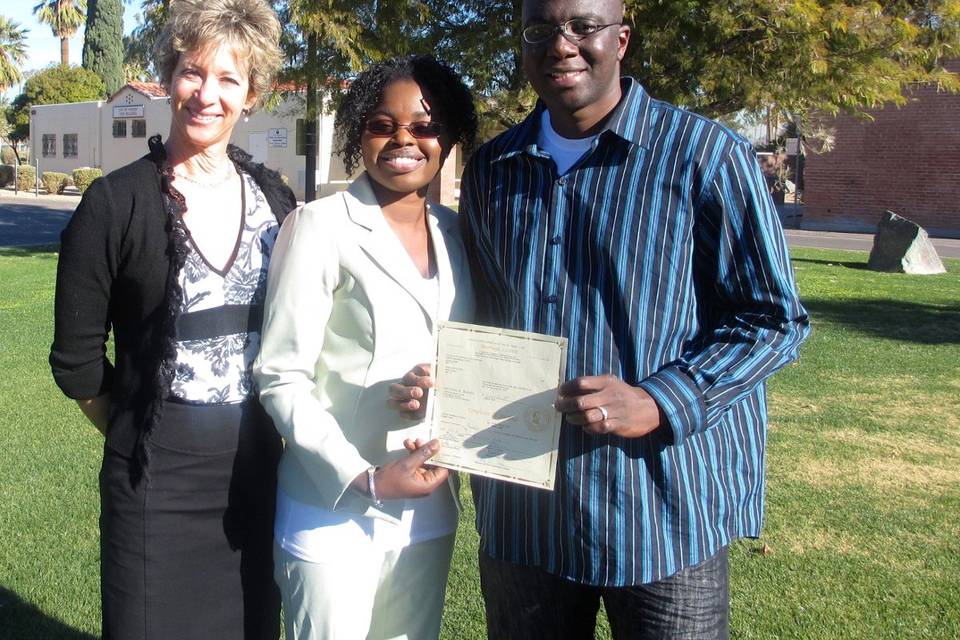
[1,245,958,639]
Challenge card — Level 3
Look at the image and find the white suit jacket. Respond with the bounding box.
[255,173,475,522]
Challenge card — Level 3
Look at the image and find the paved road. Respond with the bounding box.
[2,192,959,259]
[0,193,76,247]
[784,229,960,259]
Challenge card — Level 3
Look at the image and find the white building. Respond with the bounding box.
[28,82,457,203]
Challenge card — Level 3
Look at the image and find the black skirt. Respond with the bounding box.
[99,399,281,640]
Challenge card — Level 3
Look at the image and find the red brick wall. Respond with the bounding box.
[802,60,960,238]
[427,145,459,206]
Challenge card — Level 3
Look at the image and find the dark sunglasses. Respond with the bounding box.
[364,119,447,139]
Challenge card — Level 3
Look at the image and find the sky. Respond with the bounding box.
[2,3,135,101]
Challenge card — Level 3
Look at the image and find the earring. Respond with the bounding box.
[242,108,250,123]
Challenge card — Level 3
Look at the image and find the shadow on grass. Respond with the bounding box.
[803,297,960,344]
[0,243,59,257]
[792,257,869,270]
[0,586,97,639]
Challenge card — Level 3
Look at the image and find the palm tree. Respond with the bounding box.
[0,16,28,94]
[33,0,86,67]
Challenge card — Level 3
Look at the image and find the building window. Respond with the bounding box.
[113,120,127,138]
[132,119,147,138]
[42,134,56,158]
[63,134,78,158]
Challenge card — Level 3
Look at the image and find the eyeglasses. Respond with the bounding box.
[364,119,446,139]
[522,19,620,45]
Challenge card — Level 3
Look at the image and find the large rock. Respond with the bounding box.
[867,211,947,274]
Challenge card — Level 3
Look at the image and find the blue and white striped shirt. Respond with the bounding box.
[460,78,810,587]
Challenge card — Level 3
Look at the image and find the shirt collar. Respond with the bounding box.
[492,77,653,163]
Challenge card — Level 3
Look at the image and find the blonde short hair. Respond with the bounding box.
[154,0,282,111]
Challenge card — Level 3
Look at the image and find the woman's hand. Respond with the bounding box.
[351,438,448,501]
[388,363,433,419]
[76,395,110,436]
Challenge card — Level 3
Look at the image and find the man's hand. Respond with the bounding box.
[555,375,664,438]
[388,364,433,419]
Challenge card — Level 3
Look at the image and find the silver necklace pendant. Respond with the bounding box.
[173,165,235,188]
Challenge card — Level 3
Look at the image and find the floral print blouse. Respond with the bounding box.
[169,172,279,404]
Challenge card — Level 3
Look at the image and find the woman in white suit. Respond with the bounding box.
[254,55,477,640]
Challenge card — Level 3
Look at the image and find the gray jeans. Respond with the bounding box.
[479,547,729,640]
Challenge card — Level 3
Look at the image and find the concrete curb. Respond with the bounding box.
[0,187,82,204]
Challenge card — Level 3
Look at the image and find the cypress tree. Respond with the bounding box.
[82,0,124,96]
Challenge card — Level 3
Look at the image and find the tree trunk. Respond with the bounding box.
[304,33,318,203]
[61,37,69,67]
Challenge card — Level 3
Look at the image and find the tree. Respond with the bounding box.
[283,0,431,199]
[622,0,960,119]
[122,60,152,83]
[0,16,29,95]
[0,101,14,163]
[0,108,10,141]
[122,0,960,148]
[33,0,87,67]
[83,0,124,95]
[409,0,960,133]
[284,0,366,201]
[6,65,105,141]
[124,0,168,80]
[418,0,534,138]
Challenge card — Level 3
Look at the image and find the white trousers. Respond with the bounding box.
[274,534,455,640]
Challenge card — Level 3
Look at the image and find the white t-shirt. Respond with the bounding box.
[274,273,459,561]
[275,487,458,561]
[536,109,598,176]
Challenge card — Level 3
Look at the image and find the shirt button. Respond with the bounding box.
[557,176,567,186]
[544,294,558,304]
[549,235,562,245]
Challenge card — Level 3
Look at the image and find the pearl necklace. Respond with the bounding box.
[172,164,236,188]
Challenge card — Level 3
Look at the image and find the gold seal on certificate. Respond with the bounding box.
[426,321,568,490]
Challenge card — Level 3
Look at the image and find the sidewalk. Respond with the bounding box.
[776,203,960,258]
[0,185,82,204]
[2,187,958,259]
[785,229,960,259]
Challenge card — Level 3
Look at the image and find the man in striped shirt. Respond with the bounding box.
[459,0,810,637]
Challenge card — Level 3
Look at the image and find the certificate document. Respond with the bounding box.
[426,321,568,490]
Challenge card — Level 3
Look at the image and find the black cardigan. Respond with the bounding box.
[50,136,297,477]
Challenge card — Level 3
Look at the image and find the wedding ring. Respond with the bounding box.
[598,406,609,422]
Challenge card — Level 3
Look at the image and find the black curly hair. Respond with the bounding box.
[335,55,478,176]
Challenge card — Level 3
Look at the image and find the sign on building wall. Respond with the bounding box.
[113,105,145,118]
[267,128,288,147]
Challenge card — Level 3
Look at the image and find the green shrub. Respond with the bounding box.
[16,165,36,191]
[0,145,17,166]
[72,167,102,195]
[41,171,70,195]
[0,165,13,188]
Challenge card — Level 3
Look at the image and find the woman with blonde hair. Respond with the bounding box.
[49,0,294,637]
